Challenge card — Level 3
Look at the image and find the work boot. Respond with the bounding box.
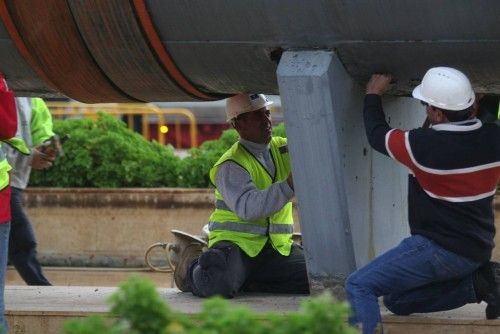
[173,243,203,292]
[485,262,500,319]
[474,261,500,319]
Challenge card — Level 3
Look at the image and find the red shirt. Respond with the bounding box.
[0,186,11,223]
[0,72,17,223]
[0,75,17,140]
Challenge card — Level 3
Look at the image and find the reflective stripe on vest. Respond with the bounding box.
[3,137,30,155]
[208,221,293,235]
[0,157,11,190]
[208,137,293,257]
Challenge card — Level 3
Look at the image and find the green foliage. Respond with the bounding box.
[108,276,182,334]
[63,316,123,334]
[176,129,239,188]
[64,276,355,334]
[272,122,287,137]
[266,294,357,334]
[30,119,287,188]
[194,298,265,334]
[30,114,179,187]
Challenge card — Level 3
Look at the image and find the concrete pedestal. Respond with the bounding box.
[277,50,428,296]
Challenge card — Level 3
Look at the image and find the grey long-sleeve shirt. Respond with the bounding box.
[215,138,294,221]
[4,98,34,189]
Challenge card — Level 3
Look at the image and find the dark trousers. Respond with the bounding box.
[190,241,309,298]
[9,187,51,286]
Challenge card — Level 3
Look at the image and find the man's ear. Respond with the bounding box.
[232,118,242,131]
[434,108,448,123]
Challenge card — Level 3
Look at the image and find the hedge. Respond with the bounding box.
[30,113,287,188]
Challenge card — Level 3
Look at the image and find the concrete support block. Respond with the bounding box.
[277,50,361,297]
[277,50,432,299]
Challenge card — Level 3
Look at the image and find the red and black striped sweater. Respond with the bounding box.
[364,94,500,263]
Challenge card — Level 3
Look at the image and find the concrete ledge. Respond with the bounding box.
[6,266,172,287]
[5,286,307,314]
[5,286,307,334]
[24,188,215,267]
[5,286,500,334]
[23,188,300,267]
[383,305,500,334]
[25,187,215,209]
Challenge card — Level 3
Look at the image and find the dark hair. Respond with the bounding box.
[436,106,473,122]
[477,95,500,123]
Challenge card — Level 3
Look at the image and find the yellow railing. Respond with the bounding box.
[45,102,198,148]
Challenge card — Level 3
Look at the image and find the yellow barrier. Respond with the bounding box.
[45,102,198,148]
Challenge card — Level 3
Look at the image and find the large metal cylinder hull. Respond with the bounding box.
[1,0,499,101]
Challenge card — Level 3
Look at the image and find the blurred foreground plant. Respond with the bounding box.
[64,276,356,334]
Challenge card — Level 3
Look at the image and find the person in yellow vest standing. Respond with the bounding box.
[2,97,56,286]
[174,94,309,297]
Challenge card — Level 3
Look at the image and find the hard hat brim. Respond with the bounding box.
[226,100,273,122]
[412,84,426,103]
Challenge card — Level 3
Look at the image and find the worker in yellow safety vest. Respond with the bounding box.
[3,97,56,287]
[0,73,28,333]
[174,94,309,297]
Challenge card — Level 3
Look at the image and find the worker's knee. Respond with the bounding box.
[345,271,363,296]
[191,264,235,298]
[198,248,227,270]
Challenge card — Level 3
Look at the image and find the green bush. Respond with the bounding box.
[30,117,288,188]
[177,129,239,188]
[64,276,356,334]
[30,114,180,187]
[272,122,287,138]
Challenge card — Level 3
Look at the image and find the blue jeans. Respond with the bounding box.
[0,222,10,333]
[346,235,481,334]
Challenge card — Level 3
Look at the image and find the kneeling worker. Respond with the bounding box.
[347,68,500,333]
[174,94,309,297]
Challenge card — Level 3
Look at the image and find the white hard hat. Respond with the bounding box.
[412,67,475,111]
[225,94,273,122]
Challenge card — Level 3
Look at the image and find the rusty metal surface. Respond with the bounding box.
[2,0,133,102]
[67,0,208,101]
[1,0,500,100]
[0,15,55,96]
[131,0,223,101]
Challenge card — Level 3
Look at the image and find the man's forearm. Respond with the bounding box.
[216,162,294,220]
[363,94,391,155]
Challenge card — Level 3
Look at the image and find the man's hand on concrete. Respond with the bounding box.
[366,74,392,96]
[31,147,56,170]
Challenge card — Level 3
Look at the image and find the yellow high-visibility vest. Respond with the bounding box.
[208,137,294,257]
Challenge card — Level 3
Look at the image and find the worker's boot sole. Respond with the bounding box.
[173,243,203,292]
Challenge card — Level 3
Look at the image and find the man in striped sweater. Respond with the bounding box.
[346,67,500,334]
